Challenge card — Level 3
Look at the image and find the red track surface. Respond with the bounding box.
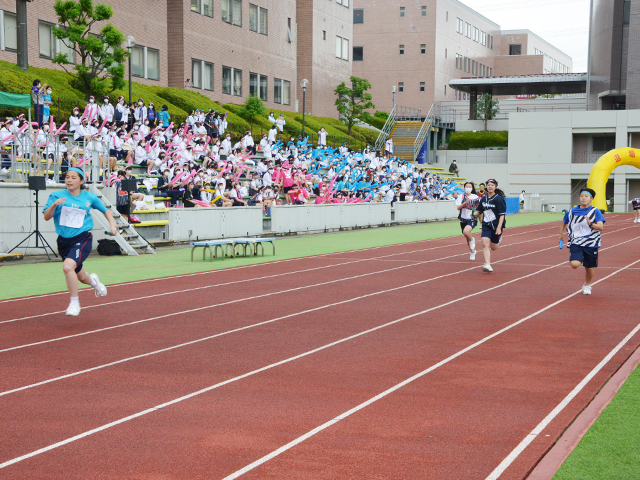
[1,217,639,479]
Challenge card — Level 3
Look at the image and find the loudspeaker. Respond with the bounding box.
[28,175,46,191]
[121,178,138,192]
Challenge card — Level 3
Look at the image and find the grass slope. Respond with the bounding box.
[1,213,560,300]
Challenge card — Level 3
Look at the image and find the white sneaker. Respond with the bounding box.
[66,303,81,316]
[482,263,493,272]
[583,284,592,295]
[469,238,475,251]
[470,250,477,261]
[90,273,107,297]
[0,168,8,174]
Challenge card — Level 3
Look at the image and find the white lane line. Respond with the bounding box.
[486,323,640,480]
[0,240,571,397]
[0,233,562,352]
[0,243,586,470]
[222,257,640,480]
[0,236,635,471]
[0,223,561,304]
[1,240,466,324]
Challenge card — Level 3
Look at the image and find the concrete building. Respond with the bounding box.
[0,0,352,117]
[352,0,573,113]
[587,0,636,110]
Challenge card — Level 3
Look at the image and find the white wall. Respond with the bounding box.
[393,200,457,223]
[169,207,265,243]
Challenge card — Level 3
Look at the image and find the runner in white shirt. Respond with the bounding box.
[455,182,481,261]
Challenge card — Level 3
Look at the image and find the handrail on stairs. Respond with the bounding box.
[413,104,457,162]
[375,104,396,151]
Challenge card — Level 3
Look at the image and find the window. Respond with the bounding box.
[593,136,616,152]
[487,67,492,76]
[2,12,17,51]
[399,44,404,55]
[131,46,159,80]
[354,8,363,23]
[39,22,54,58]
[398,82,404,92]
[420,82,425,92]
[323,30,326,40]
[465,23,471,38]
[445,48,447,58]
[222,0,242,26]
[420,44,426,54]
[624,1,631,25]
[249,72,267,101]
[464,57,469,73]
[336,0,349,6]
[480,64,485,77]
[456,18,463,34]
[421,6,426,16]
[488,35,493,49]
[273,78,290,105]
[287,17,292,43]
[336,36,349,60]
[509,44,521,55]
[472,60,477,76]
[192,59,213,90]
[249,4,268,35]
[444,85,447,95]
[446,11,448,21]
[353,46,363,61]
[456,53,462,69]
[481,31,486,46]
[191,0,213,16]
[473,27,479,42]
[222,66,242,95]
[400,7,405,16]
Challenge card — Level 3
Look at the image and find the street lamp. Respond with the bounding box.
[301,78,309,138]
[126,35,136,105]
[392,85,397,110]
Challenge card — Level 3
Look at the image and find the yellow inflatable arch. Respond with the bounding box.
[587,147,640,211]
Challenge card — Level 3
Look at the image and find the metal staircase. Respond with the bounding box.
[89,185,156,256]
[374,105,422,152]
[413,105,457,163]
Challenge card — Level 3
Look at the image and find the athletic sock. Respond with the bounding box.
[90,278,98,288]
[70,296,79,305]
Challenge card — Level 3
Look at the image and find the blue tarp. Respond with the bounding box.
[505,196,520,215]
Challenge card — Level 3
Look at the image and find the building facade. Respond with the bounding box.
[352,0,573,113]
[0,0,352,117]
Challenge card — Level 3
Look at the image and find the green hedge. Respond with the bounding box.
[448,130,508,150]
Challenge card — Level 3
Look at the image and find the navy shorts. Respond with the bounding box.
[57,231,93,273]
[481,223,502,244]
[569,244,599,268]
[460,218,478,232]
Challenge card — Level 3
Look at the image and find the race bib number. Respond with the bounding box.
[483,209,496,222]
[572,217,591,237]
[60,206,86,229]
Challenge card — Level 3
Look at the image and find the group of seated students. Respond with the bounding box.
[1,96,463,209]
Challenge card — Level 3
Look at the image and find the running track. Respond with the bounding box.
[1,216,639,479]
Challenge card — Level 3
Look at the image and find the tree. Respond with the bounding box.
[241,94,266,121]
[334,76,375,135]
[474,93,500,131]
[51,0,129,101]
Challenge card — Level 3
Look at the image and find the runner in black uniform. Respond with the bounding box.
[474,179,506,273]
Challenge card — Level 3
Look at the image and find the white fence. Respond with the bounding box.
[169,207,264,242]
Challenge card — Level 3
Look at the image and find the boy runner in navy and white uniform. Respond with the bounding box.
[43,167,117,316]
[559,188,605,295]
[629,197,640,223]
[474,178,506,272]
[455,181,481,261]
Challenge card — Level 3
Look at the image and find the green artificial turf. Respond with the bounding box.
[553,364,640,480]
[0,213,560,300]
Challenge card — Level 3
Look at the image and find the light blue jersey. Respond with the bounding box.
[43,189,107,238]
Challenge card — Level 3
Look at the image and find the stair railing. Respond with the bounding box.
[412,104,457,162]
[375,104,396,151]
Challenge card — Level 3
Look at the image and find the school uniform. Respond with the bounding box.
[563,206,606,268]
[43,189,107,273]
[476,193,507,244]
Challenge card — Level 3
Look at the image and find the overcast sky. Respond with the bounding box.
[460,0,590,71]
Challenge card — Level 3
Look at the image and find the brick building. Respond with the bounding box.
[352,0,573,113]
[0,0,352,117]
